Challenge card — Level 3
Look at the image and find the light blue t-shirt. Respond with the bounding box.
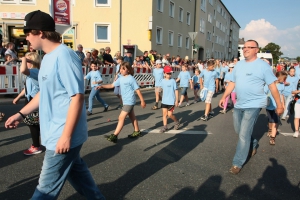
[214,66,221,78]
[113,75,139,105]
[85,70,103,88]
[161,79,178,105]
[38,44,87,151]
[221,66,229,78]
[231,58,277,109]
[178,71,191,87]
[295,66,300,79]
[25,68,39,101]
[199,69,218,92]
[264,83,284,110]
[153,68,164,87]
[224,72,235,93]
[192,75,200,85]
[282,75,298,97]
[116,64,121,73]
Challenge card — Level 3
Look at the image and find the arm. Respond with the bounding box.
[13,88,26,104]
[281,94,285,109]
[135,89,146,108]
[219,82,235,108]
[175,78,180,83]
[189,79,193,89]
[268,82,284,115]
[20,57,30,76]
[5,92,40,129]
[199,77,204,89]
[175,89,179,107]
[96,83,114,90]
[55,93,84,154]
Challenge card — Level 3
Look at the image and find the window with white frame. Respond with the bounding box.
[214,9,216,19]
[216,20,219,28]
[168,31,174,46]
[95,0,111,7]
[199,19,205,33]
[156,27,163,44]
[209,0,213,6]
[217,4,221,13]
[179,7,183,22]
[169,1,175,18]
[0,0,17,3]
[201,0,206,12]
[186,12,191,25]
[186,37,189,49]
[95,23,111,42]
[20,0,36,4]
[206,31,211,41]
[178,34,182,47]
[206,49,210,59]
[208,13,212,23]
[157,0,164,12]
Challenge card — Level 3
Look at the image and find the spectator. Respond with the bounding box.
[83,52,92,67]
[5,42,18,64]
[98,48,105,63]
[0,43,7,59]
[91,49,101,66]
[103,47,115,65]
[123,52,133,66]
[75,44,85,64]
[113,51,121,62]
[143,51,151,66]
[148,50,155,65]
[162,55,169,66]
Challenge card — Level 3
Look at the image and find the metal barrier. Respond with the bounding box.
[133,68,154,87]
[0,65,20,94]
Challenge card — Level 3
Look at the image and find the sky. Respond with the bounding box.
[222,0,300,58]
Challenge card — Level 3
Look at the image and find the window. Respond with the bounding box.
[0,0,18,3]
[178,34,182,47]
[95,0,110,7]
[185,37,190,49]
[206,49,210,59]
[206,31,211,41]
[217,4,221,13]
[208,13,212,23]
[186,12,191,25]
[214,10,216,19]
[201,0,206,12]
[209,0,213,6]
[216,21,219,28]
[169,1,175,18]
[95,23,111,42]
[179,7,183,22]
[157,0,164,12]
[156,26,163,44]
[199,19,205,33]
[20,0,36,3]
[168,31,174,46]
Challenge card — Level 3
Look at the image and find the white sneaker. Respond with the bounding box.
[293,132,299,138]
[185,103,190,107]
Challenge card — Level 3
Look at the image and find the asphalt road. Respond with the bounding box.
[0,89,299,200]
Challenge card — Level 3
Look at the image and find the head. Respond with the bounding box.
[276,71,287,83]
[139,55,144,60]
[77,44,83,52]
[5,54,12,61]
[143,51,148,56]
[114,51,121,57]
[116,56,123,64]
[120,62,134,76]
[228,63,234,72]
[233,57,238,63]
[155,60,162,68]
[163,65,173,79]
[86,52,91,58]
[99,48,105,55]
[207,60,215,71]
[23,10,60,52]
[7,42,15,50]
[25,52,41,69]
[288,67,295,76]
[243,40,259,61]
[91,50,98,58]
[126,52,131,57]
[90,61,99,71]
[195,69,200,75]
[181,64,188,71]
[135,56,140,61]
[105,47,111,53]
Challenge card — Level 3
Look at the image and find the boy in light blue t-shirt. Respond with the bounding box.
[192,69,201,103]
[85,61,109,115]
[152,60,164,110]
[176,64,193,107]
[199,60,218,121]
[160,66,180,133]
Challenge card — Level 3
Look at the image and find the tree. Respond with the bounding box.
[261,42,283,65]
[296,56,300,62]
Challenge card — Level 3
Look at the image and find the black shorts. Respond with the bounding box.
[161,104,175,112]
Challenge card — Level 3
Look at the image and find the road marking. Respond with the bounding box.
[141,129,212,135]
[280,133,295,137]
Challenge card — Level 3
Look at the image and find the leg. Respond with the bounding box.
[282,95,292,119]
[167,110,178,122]
[215,79,219,93]
[179,95,185,104]
[28,125,41,147]
[88,89,97,113]
[128,108,139,131]
[113,111,128,136]
[162,108,168,127]
[94,90,108,107]
[232,108,261,168]
[204,103,210,116]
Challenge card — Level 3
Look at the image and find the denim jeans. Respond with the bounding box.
[232,108,261,168]
[88,88,108,112]
[282,94,293,118]
[32,145,105,200]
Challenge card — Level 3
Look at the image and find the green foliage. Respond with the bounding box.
[261,42,283,64]
[296,56,300,62]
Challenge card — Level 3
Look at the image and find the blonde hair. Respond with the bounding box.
[214,59,220,68]
[25,52,41,69]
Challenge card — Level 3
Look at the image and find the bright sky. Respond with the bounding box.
[222,0,300,58]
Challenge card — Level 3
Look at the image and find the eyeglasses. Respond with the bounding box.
[242,47,258,50]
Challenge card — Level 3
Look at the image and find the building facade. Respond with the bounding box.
[0,0,239,61]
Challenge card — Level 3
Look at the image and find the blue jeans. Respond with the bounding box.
[282,94,293,118]
[88,88,108,112]
[32,145,105,200]
[232,108,261,168]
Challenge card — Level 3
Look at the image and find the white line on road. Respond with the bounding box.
[141,129,212,135]
[280,132,296,137]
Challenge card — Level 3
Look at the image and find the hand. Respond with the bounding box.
[92,81,97,85]
[200,86,203,90]
[219,98,225,108]
[276,107,284,116]
[13,97,20,104]
[175,101,179,107]
[5,113,22,129]
[141,101,146,108]
[55,135,71,154]
[95,86,101,90]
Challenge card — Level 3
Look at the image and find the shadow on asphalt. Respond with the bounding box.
[169,158,300,200]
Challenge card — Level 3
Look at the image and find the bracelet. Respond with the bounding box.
[18,111,26,119]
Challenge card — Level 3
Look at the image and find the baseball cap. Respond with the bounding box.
[229,63,234,68]
[23,10,55,32]
[164,66,173,73]
[156,60,162,64]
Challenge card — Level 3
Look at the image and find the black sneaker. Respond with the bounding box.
[105,134,118,143]
[104,106,109,112]
[208,112,214,118]
[128,130,142,138]
[200,115,208,121]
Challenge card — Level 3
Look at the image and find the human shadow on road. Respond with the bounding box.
[0,133,31,147]
[66,125,208,200]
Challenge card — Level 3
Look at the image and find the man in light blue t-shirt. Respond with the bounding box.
[4,10,105,199]
[219,40,284,175]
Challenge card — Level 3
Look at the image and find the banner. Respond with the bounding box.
[52,0,71,26]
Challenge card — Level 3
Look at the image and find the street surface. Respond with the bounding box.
[0,89,299,200]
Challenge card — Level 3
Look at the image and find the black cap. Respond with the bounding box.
[23,10,55,31]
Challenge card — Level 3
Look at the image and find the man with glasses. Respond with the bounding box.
[219,40,284,175]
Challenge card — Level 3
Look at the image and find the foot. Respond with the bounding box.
[208,112,214,118]
[174,121,180,130]
[249,148,257,157]
[281,117,286,120]
[159,126,168,133]
[86,111,92,116]
[104,106,109,112]
[128,130,142,138]
[219,110,226,114]
[293,132,299,138]
[200,115,208,121]
[178,103,182,108]
[229,166,241,175]
[23,145,42,155]
[105,134,118,143]
[185,103,190,107]
[152,105,159,110]
[269,136,275,145]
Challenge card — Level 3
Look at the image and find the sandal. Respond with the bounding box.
[267,129,272,137]
[0,112,4,121]
[269,136,276,145]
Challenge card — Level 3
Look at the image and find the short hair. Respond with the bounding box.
[207,60,215,67]
[90,61,98,66]
[246,39,259,48]
[117,56,123,60]
[195,69,200,73]
[25,30,61,43]
[275,71,287,78]
[77,44,83,48]
[143,51,148,54]
[99,48,105,54]
[105,47,110,51]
